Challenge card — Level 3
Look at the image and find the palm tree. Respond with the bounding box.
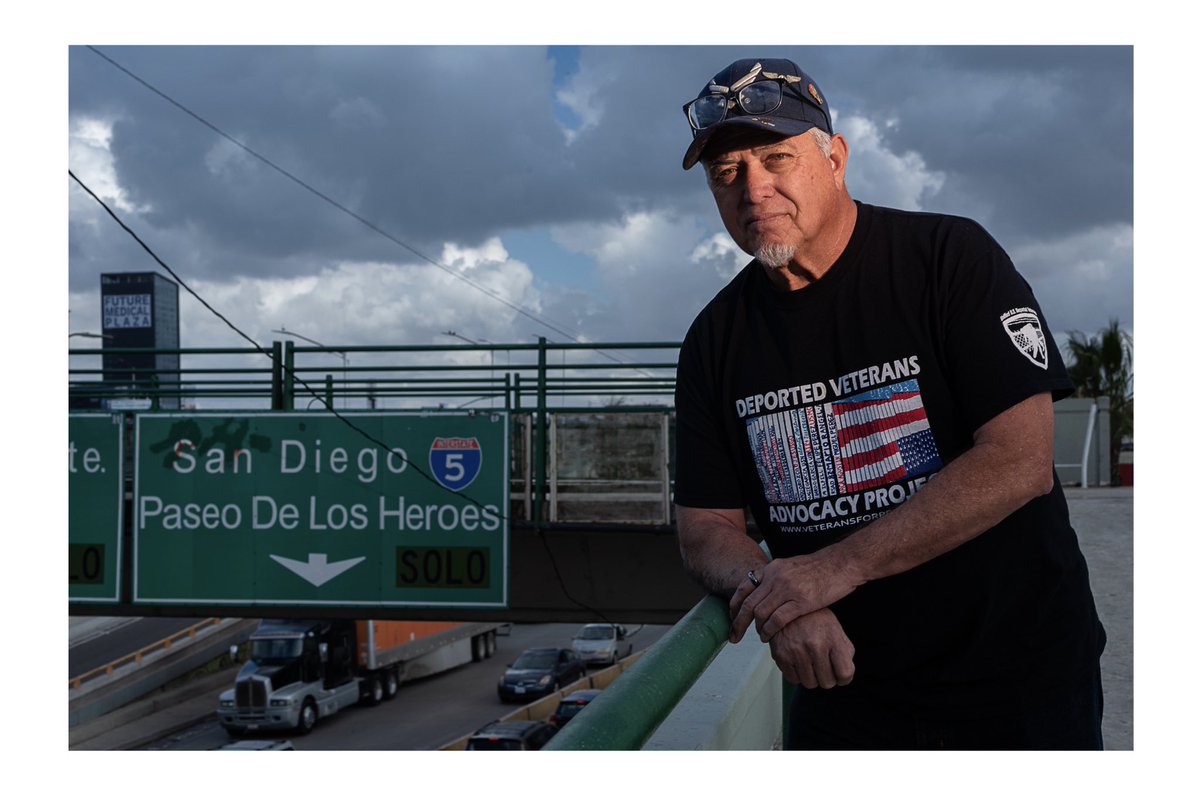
[1064,319,1133,484]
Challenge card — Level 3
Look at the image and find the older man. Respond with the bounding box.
[673,58,1106,749]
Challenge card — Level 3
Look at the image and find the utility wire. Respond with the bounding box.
[69,168,615,626]
[70,168,485,506]
[84,44,652,376]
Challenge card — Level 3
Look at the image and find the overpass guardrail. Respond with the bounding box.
[67,338,682,411]
[69,618,229,690]
[543,595,733,750]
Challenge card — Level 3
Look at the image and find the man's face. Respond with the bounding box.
[703,129,845,264]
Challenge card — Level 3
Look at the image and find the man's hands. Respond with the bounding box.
[768,608,856,688]
[676,506,857,690]
[728,562,858,690]
[729,555,861,644]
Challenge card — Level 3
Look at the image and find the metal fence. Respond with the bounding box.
[68,338,681,411]
[69,339,683,527]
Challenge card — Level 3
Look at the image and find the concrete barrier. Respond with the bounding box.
[644,633,781,750]
[69,618,258,727]
[440,651,646,750]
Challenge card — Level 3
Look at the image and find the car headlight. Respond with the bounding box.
[220,699,234,707]
[538,674,552,686]
[270,698,290,707]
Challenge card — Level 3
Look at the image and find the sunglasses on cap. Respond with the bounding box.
[683,69,821,133]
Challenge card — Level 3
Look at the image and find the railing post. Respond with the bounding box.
[660,412,671,524]
[325,374,335,410]
[534,337,548,527]
[548,414,558,522]
[283,340,295,409]
[1080,401,1098,489]
[270,340,284,410]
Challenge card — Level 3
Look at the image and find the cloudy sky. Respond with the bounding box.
[67,44,1133,363]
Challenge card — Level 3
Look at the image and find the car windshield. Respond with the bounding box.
[513,650,558,669]
[556,702,587,719]
[577,626,615,640]
[250,637,303,662]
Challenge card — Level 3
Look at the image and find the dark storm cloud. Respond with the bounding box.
[69,46,615,287]
[794,46,1133,241]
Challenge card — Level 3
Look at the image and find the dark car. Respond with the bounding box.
[465,720,558,750]
[549,688,603,727]
[497,647,586,703]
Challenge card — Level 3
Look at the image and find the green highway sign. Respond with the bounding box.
[133,412,509,608]
[69,414,125,603]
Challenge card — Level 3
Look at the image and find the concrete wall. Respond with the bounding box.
[644,635,782,751]
[550,412,672,523]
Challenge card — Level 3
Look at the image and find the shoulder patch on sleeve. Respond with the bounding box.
[1000,307,1049,370]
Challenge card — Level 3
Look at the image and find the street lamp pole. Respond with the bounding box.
[443,330,496,408]
[272,326,349,409]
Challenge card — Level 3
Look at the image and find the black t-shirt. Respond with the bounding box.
[674,202,1104,717]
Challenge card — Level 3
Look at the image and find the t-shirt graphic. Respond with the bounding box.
[745,379,942,505]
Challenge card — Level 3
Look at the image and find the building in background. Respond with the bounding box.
[100,272,180,409]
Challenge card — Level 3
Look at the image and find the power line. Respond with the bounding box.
[83,45,593,348]
[70,168,473,502]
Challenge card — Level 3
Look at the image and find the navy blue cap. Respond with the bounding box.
[682,58,833,170]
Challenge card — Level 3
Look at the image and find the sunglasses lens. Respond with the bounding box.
[737,81,782,115]
[688,94,728,130]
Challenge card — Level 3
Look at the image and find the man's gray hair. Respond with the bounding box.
[809,128,832,158]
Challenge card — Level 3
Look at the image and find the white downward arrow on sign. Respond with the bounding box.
[270,553,366,587]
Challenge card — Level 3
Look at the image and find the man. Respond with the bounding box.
[673,58,1106,750]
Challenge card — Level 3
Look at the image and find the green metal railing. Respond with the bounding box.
[68,338,681,411]
[543,595,731,750]
[69,338,683,528]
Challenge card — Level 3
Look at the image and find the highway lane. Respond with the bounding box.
[69,617,209,680]
[141,622,671,750]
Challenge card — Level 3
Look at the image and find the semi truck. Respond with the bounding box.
[218,619,508,735]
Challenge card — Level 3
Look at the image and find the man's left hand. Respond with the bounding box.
[729,555,858,643]
[768,607,856,689]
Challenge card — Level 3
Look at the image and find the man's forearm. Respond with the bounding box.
[676,505,768,599]
[818,395,1055,589]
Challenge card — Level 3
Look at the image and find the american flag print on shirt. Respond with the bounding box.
[746,379,942,503]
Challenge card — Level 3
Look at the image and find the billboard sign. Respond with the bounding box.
[132,412,509,608]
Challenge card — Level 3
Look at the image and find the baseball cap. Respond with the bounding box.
[682,58,833,170]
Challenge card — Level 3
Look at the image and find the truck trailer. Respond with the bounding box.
[218,619,507,735]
